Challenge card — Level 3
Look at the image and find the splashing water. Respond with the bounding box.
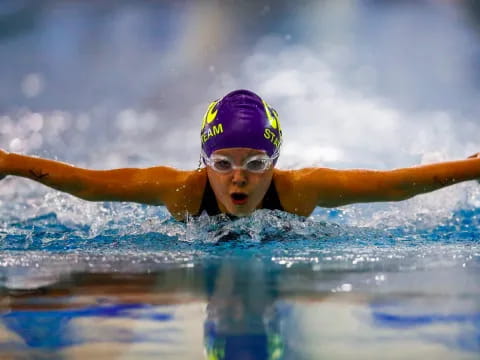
[1,3,480,357]
[1,186,479,291]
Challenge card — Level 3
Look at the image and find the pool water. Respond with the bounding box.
[1,1,480,358]
[1,202,479,359]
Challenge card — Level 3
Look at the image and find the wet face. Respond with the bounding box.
[206,148,275,216]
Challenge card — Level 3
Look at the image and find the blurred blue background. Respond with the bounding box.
[1,0,480,225]
[1,5,480,358]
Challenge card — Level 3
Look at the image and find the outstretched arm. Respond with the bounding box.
[278,155,480,215]
[0,150,205,218]
[317,157,480,207]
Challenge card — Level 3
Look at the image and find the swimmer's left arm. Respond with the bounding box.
[284,156,480,210]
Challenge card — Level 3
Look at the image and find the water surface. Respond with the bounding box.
[1,207,479,359]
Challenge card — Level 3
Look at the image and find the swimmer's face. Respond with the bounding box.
[206,148,275,216]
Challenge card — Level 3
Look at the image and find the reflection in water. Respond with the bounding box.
[204,260,281,360]
[1,271,207,359]
[1,255,479,359]
[1,1,480,359]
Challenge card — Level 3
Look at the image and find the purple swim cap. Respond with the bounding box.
[200,89,282,158]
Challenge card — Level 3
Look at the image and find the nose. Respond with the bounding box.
[231,169,248,186]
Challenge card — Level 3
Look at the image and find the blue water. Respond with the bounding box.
[1,1,480,358]
[1,206,479,359]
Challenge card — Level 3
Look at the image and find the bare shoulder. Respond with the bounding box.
[97,165,207,220]
[158,167,207,220]
[140,166,205,187]
[273,167,338,189]
[273,168,335,216]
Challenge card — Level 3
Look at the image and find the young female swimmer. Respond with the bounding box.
[0,89,479,221]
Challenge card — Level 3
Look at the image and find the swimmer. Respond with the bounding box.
[0,89,479,221]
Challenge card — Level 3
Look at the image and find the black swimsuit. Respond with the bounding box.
[197,179,284,216]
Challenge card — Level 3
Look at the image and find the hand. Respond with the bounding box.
[0,149,8,181]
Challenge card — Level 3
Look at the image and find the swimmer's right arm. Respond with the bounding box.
[0,150,204,216]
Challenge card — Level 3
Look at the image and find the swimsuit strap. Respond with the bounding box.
[199,178,222,216]
[262,179,284,211]
[198,178,284,216]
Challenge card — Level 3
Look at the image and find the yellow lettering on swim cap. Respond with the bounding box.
[264,128,271,139]
[201,100,219,130]
[271,107,281,132]
[212,123,223,136]
[264,128,281,148]
[262,100,282,132]
[201,123,223,143]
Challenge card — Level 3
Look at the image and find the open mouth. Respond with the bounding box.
[231,192,248,205]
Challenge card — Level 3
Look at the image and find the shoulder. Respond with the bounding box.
[272,167,340,216]
[162,167,207,220]
[138,166,207,220]
[273,167,337,188]
[271,168,318,216]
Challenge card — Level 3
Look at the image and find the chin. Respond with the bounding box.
[228,206,254,217]
[234,211,253,217]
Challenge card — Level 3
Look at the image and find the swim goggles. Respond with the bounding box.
[201,150,278,173]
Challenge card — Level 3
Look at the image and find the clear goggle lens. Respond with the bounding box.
[203,153,276,173]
